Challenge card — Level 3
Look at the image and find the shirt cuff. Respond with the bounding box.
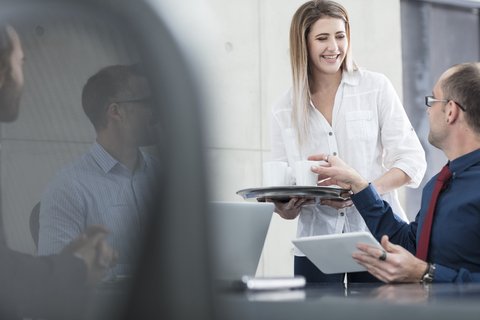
[350,183,383,211]
[392,164,423,189]
[432,264,458,283]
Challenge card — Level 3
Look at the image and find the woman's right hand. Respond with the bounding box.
[265,197,315,220]
[320,198,354,210]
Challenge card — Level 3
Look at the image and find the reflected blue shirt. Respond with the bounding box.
[352,148,480,283]
[38,140,160,277]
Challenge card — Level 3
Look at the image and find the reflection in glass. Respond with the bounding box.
[0,4,163,319]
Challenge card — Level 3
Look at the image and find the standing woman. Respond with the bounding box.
[269,0,426,283]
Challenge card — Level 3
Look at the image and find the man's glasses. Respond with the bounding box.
[113,96,154,109]
[425,95,466,112]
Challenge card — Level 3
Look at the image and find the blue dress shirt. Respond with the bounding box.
[351,148,480,283]
[38,140,160,277]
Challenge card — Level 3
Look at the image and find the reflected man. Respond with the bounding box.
[38,64,160,277]
[0,24,117,318]
[310,62,480,283]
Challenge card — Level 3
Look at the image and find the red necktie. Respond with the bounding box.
[416,165,452,261]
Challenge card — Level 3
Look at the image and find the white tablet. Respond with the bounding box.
[292,232,383,274]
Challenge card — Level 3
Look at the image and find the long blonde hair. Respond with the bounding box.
[289,0,356,147]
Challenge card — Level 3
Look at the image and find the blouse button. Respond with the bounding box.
[329,132,333,136]
[333,152,337,156]
[340,212,345,216]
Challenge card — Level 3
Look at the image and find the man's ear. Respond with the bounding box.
[446,100,460,124]
[105,102,122,122]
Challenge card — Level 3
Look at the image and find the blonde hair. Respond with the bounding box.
[289,0,356,147]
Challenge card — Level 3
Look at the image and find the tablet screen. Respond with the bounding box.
[292,232,383,274]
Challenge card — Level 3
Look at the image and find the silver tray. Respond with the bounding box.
[236,186,350,203]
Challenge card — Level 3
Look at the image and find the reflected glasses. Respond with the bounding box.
[113,96,154,109]
[425,95,466,112]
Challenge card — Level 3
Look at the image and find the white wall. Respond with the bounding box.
[176,0,405,277]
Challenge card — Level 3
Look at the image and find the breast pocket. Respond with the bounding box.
[284,128,315,157]
[345,111,378,141]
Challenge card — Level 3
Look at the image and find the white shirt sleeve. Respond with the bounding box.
[377,73,426,188]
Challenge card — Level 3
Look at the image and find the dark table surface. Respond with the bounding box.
[17,280,480,320]
[214,282,480,320]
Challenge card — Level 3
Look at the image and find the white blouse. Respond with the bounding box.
[270,69,427,256]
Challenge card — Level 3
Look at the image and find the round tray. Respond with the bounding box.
[236,186,350,203]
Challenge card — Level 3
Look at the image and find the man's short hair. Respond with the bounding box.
[443,62,480,135]
[81,63,145,131]
[0,24,15,85]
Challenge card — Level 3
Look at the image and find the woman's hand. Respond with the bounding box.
[316,177,354,209]
[265,197,315,220]
[320,198,354,210]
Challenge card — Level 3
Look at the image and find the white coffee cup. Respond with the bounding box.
[263,162,291,186]
[294,160,323,186]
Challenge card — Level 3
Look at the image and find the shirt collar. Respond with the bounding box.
[137,150,147,171]
[308,69,358,107]
[90,140,148,174]
[341,68,358,86]
[90,140,119,173]
[448,148,480,177]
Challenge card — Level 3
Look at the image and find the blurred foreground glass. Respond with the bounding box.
[0,0,212,319]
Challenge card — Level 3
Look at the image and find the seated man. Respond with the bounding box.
[38,64,160,277]
[0,24,117,318]
[309,62,480,283]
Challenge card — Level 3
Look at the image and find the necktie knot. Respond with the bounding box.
[437,165,452,183]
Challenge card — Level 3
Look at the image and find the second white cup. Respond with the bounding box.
[294,160,322,186]
[263,162,292,187]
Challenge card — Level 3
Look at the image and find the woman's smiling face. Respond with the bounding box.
[307,16,348,76]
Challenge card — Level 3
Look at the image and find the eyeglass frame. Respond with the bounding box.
[425,95,466,112]
[108,96,154,110]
